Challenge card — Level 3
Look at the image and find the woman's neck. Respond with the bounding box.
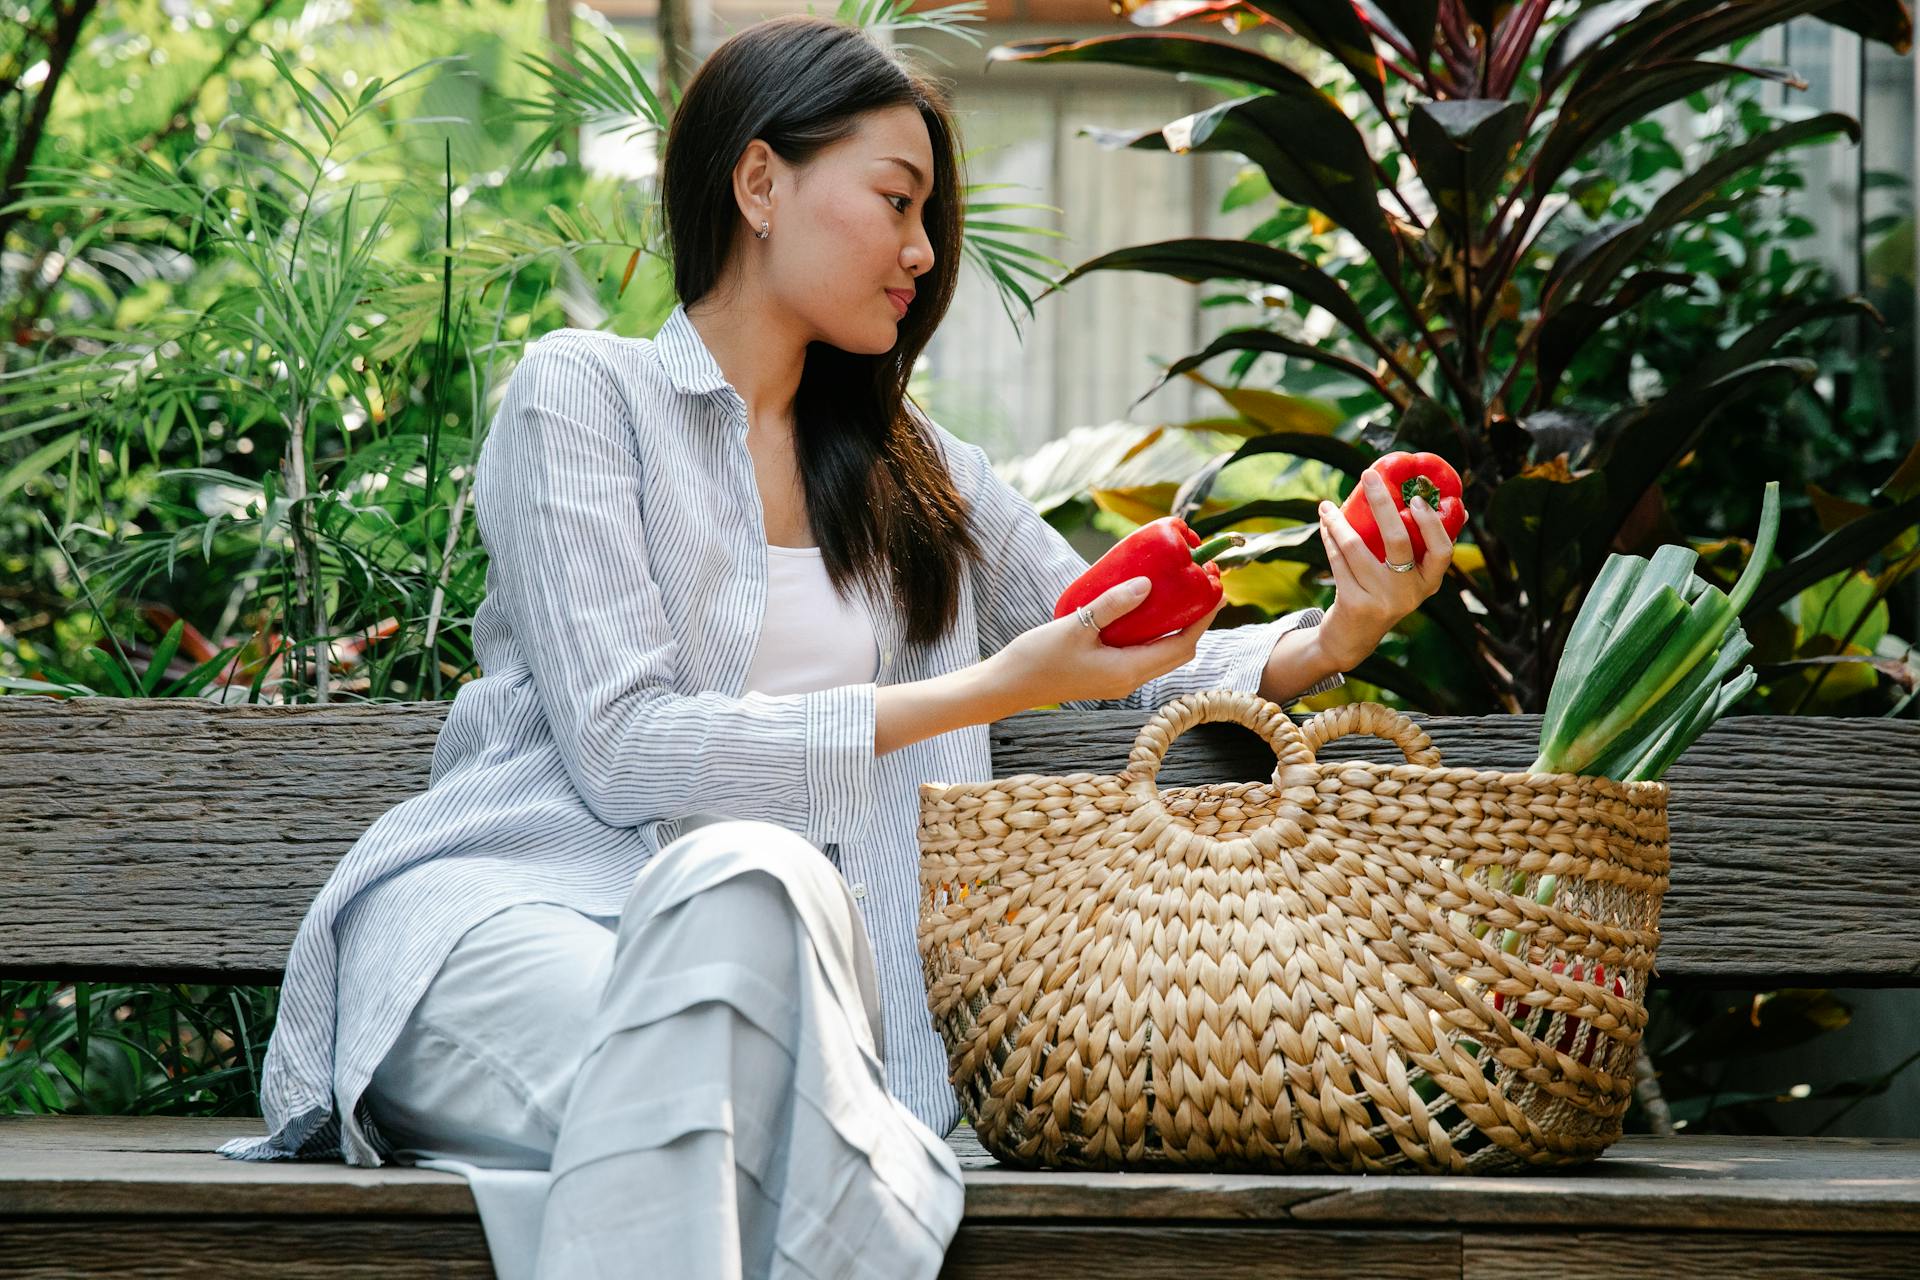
[683,295,807,425]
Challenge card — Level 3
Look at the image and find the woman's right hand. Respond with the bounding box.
[986,576,1226,711]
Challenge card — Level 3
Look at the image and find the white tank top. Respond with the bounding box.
[741,543,880,695]
[682,545,879,841]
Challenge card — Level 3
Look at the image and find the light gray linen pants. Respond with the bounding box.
[360,819,965,1279]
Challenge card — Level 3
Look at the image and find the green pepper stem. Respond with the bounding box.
[1190,532,1246,565]
[1401,474,1444,510]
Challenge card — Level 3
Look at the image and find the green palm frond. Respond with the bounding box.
[504,33,668,181]
[831,0,990,63]
[956,180,1068,330]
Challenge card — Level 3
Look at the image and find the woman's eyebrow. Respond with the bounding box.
[879,155,930,192]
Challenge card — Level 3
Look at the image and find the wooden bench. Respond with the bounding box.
[4,697,1918,1277]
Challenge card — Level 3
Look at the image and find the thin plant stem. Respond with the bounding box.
[33,509,140,690]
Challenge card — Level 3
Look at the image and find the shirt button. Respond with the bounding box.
[851,882,868,900]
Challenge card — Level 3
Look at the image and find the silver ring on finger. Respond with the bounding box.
[1387,558,1418,573]
[1076,603,1099,630]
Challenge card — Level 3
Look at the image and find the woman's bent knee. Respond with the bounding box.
[632,818,844,912]
[685,817,816,857]
[659,819,831,879]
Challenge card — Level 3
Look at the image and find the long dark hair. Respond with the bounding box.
[660,15,985,649]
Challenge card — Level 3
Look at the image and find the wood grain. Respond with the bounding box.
[3,698,1917,984]
[1461,1231,1919,1279]
[4,1219,1909,1279]
[0,1219,496,1278]
[5,1117,1918,1235]
[937,1226,1460,1278]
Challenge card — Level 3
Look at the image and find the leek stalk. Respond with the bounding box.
[1530,481,1780,783]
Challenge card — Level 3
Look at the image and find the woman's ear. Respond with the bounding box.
[733,139,779,231]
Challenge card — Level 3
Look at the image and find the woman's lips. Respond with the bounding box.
[885,289,911,318]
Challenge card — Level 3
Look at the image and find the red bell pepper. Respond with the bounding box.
[1053,517,1244,647]
[1341,451,1468,563]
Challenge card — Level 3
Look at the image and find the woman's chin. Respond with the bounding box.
[841,325,907,356]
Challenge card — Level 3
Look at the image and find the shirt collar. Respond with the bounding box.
[658,300,908,668]
[652,301,736,399]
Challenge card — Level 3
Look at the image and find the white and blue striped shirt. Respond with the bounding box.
[216,301,1342,1167]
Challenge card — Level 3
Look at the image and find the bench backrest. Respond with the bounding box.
[3,698,1916,987]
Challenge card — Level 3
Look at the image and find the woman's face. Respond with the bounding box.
[745,105,937,356]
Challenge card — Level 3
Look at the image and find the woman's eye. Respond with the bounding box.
[887,194,912,214]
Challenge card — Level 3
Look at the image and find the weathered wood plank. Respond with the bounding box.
[0,1219,496,1278]
[1461,1231,1918,1279]
[6,1219,1907,1280]
[5,1118,1919,1235]
[1275,1134,1920,1235]
[0,1144,481,1217]
[3,698,1918,983]
[937,1226,1461,1278]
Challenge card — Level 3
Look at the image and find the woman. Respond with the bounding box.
[217,13,1453,1278]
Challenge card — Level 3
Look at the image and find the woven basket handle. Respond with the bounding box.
[1125,690,1317,788]
[1296,702,1444,767]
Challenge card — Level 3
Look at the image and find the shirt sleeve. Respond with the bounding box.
[943,429,1346,711]
[472,332,876,842]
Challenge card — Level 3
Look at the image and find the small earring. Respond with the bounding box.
[756,221,769,239]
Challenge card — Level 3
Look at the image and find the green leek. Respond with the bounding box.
[1531,481,1779,783]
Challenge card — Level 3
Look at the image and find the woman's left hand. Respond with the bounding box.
[1314,468,1455,670]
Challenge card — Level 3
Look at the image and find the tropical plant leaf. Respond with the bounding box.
[1822,0,1916,50]
[1585,358,1815,572]
[1164,93,1400,272]
[989,32,1339,101]
[1239,1,1388,112]
[1796,569,1890,654]
[1551,112,1861,312]
[1633,0,1912,74]
[1190,498,1324,534]
[1361,1,1441,66]
[1039,237,1389,361]
[1486,469,1610,613]
[1407,98,1530,242]
[0,429,82,502]
[1534,269,1696,400]
[1499,409,1603,470]
[1361,396,1471,468]
[1538,0,1664,92]
[835,0,990,58]
[994,422,1165,513]
[1746,494,1920,618]
[1136,326,1400,408]
[1878,438,1920,502]
[1171,432,1376,522]
[1194,377,1349,436]
[1703,296,1886,383]
[1529,60,1809,204]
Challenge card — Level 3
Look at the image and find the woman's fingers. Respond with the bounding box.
[1085,575,1153,632]
[1320,503,1378,590]
[1361,470,1416,568]
[1137,594,1226,670]
[1409,500,1454,587]
[1319,507,1361,596]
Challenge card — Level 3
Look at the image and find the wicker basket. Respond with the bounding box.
[918,689,1670,1174]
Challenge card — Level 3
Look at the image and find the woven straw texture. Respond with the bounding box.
[918,690,1670,1174]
